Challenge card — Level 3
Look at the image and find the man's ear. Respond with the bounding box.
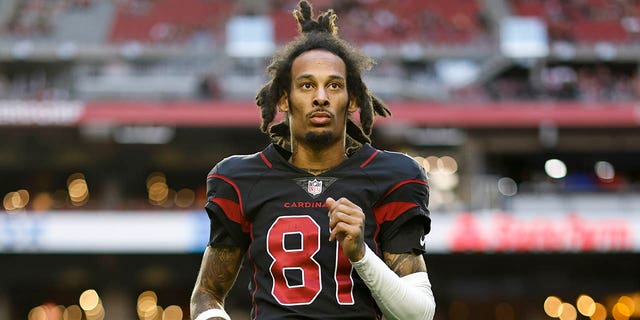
[347,96,358,113]
[277,93,289,112]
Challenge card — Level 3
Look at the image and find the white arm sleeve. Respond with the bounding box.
[351,245,436,320]
[193,308,231,320]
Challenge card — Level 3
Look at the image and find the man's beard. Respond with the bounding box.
[304,130,334,148]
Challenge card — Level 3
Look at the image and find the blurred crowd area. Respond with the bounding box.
[2,0,639,44]
[0,0,638,101]
[0,60,638,103]
[3,0,94,38]
[0,0,490,44]
[470,63,640,102]
[512,0,640,43]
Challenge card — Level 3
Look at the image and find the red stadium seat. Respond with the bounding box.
[108,0,234,44]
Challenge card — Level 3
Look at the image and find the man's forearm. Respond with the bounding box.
[190,246,244,320]
[352,246,436,320]
[190,287,226,319]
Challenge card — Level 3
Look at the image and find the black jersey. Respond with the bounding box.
[205,143,431,320]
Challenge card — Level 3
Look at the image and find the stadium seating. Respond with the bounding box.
[511,0,640,43]
[271,0,488,44]
[108,0,235,44]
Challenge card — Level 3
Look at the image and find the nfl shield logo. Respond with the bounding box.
[294,176,336,198]
[307,179,323,196]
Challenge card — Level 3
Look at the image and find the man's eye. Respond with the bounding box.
[302,83,313,89]
[329,83,341,89]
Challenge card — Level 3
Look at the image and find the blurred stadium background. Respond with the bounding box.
[1,0,640,319]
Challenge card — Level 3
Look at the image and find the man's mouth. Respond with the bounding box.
[309,111,332,125]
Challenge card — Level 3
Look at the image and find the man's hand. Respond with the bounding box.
[326,197,366,262]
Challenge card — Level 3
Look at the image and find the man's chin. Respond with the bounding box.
[304,130,334,147]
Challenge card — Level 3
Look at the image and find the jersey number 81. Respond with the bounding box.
[266,215,354,306]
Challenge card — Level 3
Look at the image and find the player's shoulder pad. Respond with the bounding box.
[367,149,427,181]
[207,151,266,179]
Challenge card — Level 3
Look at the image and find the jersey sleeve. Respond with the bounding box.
[205,169,250,250]
[373,171,431,255]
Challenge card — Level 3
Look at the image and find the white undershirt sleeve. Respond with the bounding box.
[351,245,436,320]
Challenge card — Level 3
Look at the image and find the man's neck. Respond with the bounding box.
[289,141,347,175]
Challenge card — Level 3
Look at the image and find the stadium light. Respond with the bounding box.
[545,159,567,179]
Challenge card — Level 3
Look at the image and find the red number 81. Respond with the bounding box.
[267,215,354,306]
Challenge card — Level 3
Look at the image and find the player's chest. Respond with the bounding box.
[245,174,375,222]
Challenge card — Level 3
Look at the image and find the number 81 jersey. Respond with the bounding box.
[205,143,431,320]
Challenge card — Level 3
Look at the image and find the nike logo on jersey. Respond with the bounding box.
[293,177,338,198]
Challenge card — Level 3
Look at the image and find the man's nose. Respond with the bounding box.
[313,88,329,107]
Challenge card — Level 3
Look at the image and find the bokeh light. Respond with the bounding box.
[163,305,183,320]
[31,192,54,211]
[28,306,47,320]
[63,305,83,320]
[137,290,159,320]
[147,172,169,206]
[497,177,518,196]
[613,302,631,320]
[544,296,563,318]
[3,192,17,211]
[594,161,615,181]
[67,173,89,206]
[175,188,195,208]
[17,189,30,207]
[27,304,64,320]
[25,290,188,320]
[612,296,635,320]
[437,156,458,174]
[545,159,567,179]
[423,156,439,173]
[577,294,596,316]
[618,296,636,315]
[559,302,577,320]
[591,303,607,320]
[632,293,640,317]
[79,289,100,312]
[85,303,105,320]
[146,172,167,190]
[3,189,30,211]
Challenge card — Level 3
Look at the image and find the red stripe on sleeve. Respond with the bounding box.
[373,179,426,225]
[373,201,419,225]
[380,179,427,201]
[211,198,250,233]
[260,151,272,168]
[207,173,245,217]
[360,150,380,168]
[207,173,250,232]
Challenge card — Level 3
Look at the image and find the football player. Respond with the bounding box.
[191,1,435,319]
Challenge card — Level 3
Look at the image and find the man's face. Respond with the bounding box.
[279,49,356,149]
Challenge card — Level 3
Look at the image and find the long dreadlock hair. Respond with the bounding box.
[255,0,391,153]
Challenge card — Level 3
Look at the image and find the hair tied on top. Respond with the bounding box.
[294,0,338,36]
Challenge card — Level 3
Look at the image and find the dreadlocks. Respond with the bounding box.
[255,0,391,153]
